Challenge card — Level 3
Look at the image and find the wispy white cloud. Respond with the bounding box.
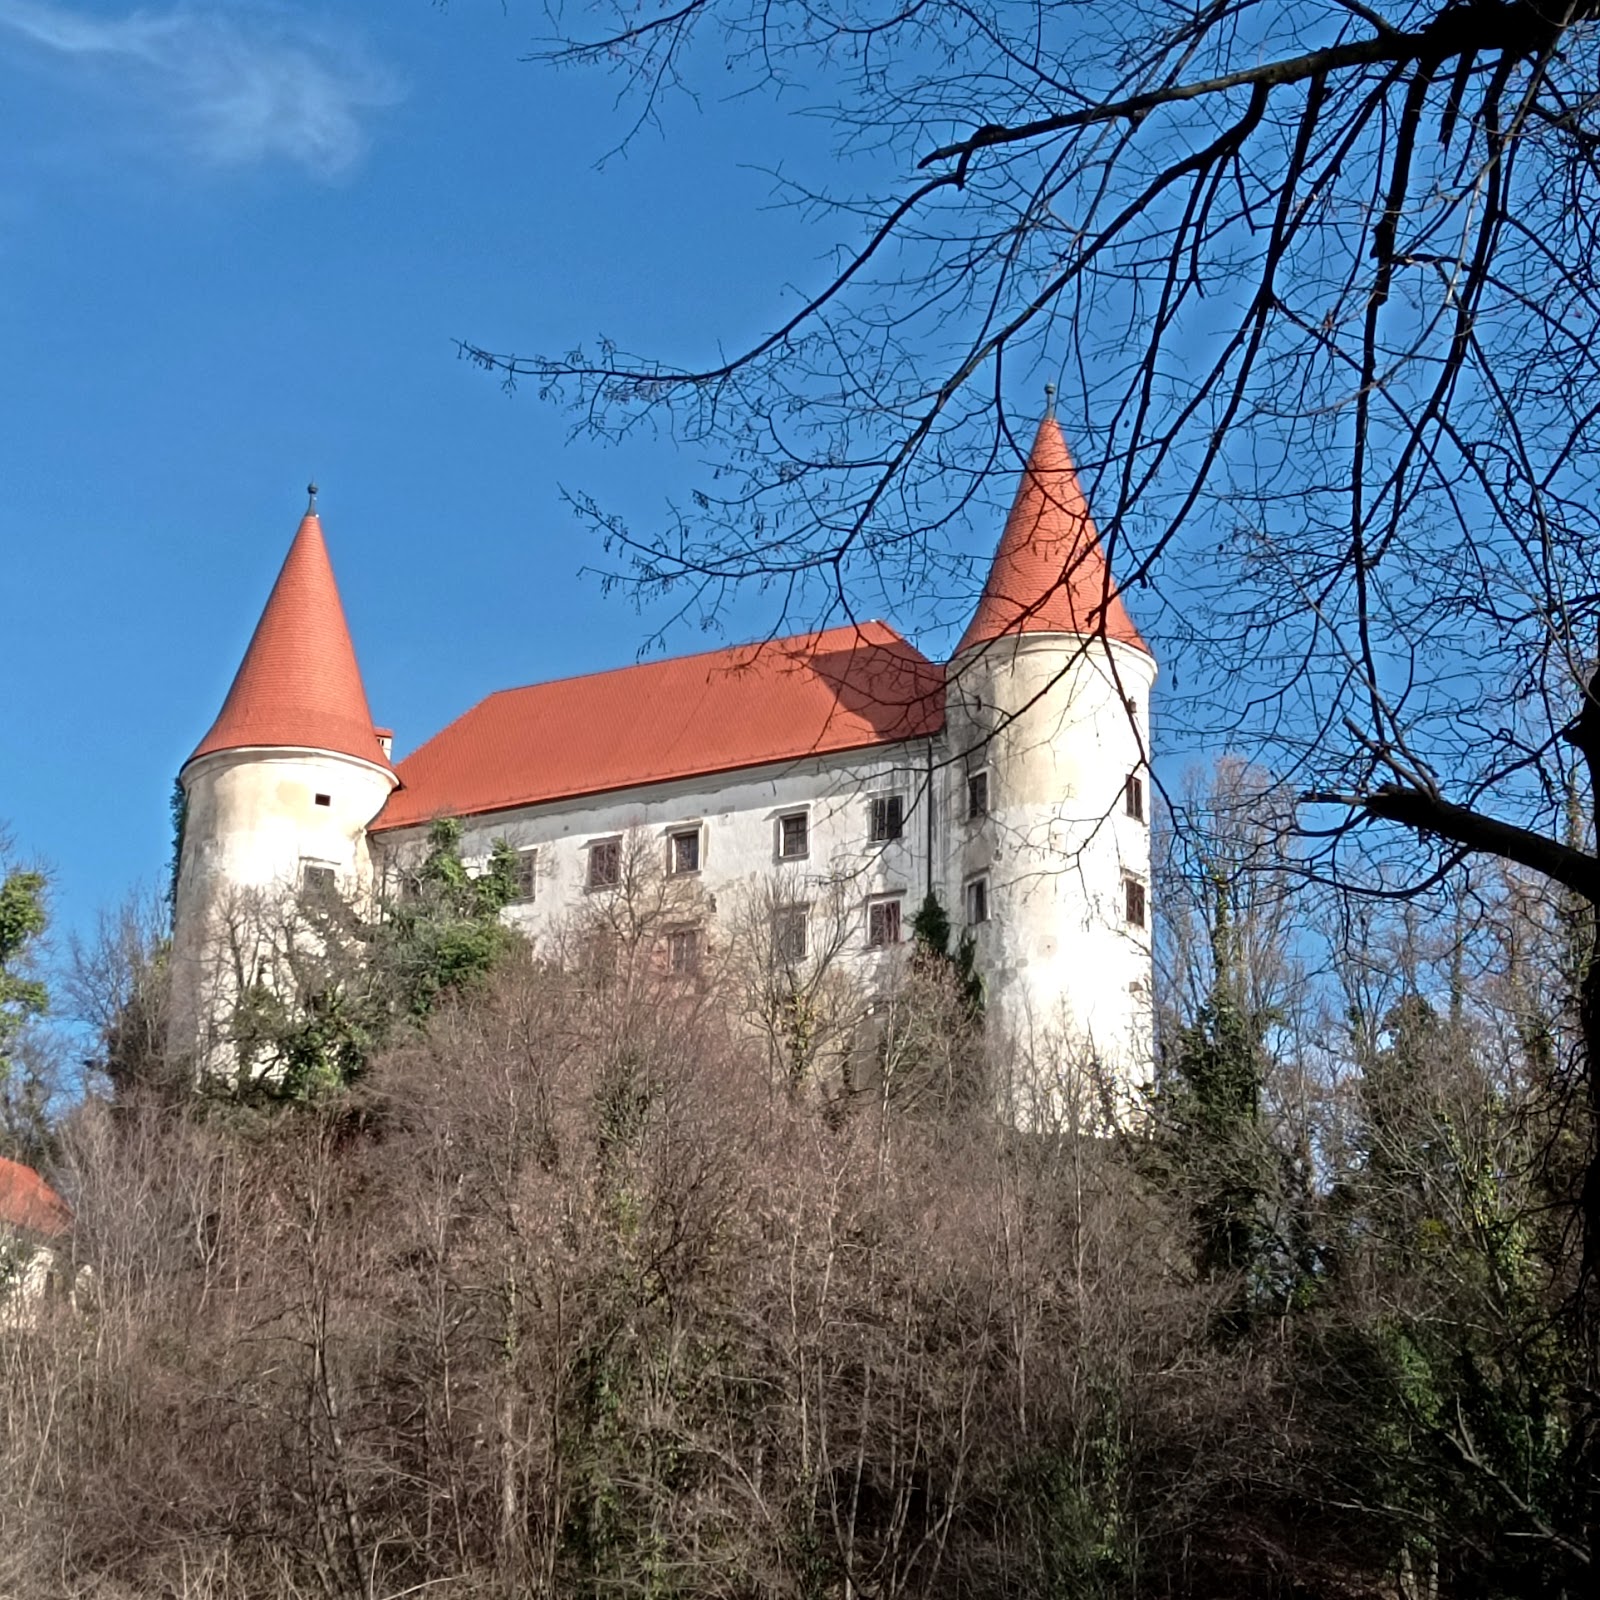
[0,1,401,178]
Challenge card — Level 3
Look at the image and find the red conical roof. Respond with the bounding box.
[955,415,1150,657]
[187,508,392,771]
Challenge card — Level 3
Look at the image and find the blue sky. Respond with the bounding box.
[1,0,959,947]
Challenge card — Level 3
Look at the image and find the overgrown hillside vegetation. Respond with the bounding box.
[3,794,1595,1599]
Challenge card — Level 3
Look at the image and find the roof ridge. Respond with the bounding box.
[476,618,914,702]
[375,619,944,831]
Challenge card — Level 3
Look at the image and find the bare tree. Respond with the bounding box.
[66,886,177,1101]
[464,0,1600,1322]
[727,866,867,1094]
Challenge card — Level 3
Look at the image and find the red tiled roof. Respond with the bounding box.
[956,416,1150,657]
[0,1156,70,1241]
[187,511,393,773]
[374,622,944,830]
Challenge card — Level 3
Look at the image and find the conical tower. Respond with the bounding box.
[955,410,1148,658]
[168,491,397,1071]
[945,408,1157,1108]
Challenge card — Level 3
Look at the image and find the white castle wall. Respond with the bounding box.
[943,634,1156,1102]
[168,746,396,1067]
[373,743,938,973]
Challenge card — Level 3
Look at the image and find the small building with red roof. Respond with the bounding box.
[1,1156,73,1325]
[170,416,1156,1101]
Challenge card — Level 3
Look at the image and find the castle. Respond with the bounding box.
[168,411,1157,1095]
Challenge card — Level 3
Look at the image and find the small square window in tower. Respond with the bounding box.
[509,848,537,904]
[1125,773,1145,822]
[773,904,809,964]
[779,813,809,860]
[668,925,702,975]
[965,877,989,925]
[1124,877,1147,929]
[867,897,903,948]
[967,770,989,820]
[669,828,701,875]
[588,838,622,890]
[870,794,904,843]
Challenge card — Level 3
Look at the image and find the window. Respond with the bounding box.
[1124,772,1145,822]
[314,792,331,808]
[965,877,990,925]
[1124,877,1147,929]
[773,904,809,964]
[668,925,702,975]
[588,838,622,889]
[510,848,537,904]
[301,861,337,897]
[867,897,903,948]
[869,794,905,843]
[669,828,701,875]
[967,770,990,820]
[778,812,809,859]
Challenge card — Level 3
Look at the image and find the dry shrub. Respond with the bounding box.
[2,950,1259,1599]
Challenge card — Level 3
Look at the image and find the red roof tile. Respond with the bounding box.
[374,622,944,830]
[956,416,1150,657]
[0,1156,70,1241]
[187,511,393,772]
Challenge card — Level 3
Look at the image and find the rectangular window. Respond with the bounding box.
[967,770,989,820]
[300,861,337,898]
[669,828,701,875]
[773,904,809,964]
[869,794,905,843]
[778,812,809,859]
[965,877,989,926]
[313,792,331,808]
[588,837,622,890]
[1125,773,1145,822]
[1125,877,1147,929]
[510,848,537,904]
[867,897,903,948]
[668,926,702,975]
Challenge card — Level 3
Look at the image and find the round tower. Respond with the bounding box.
[168,490,397,1072]
[945,407,1157,1115]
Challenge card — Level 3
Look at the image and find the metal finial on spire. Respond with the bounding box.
[306,481,319,512]
[1043,383,1057,420]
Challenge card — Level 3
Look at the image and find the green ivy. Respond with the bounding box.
[1,864,50,1161]
[911,889,984,1017]
[229,817,522,1103]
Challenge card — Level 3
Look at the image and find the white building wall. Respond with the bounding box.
[943,634,1156,1105]
[168,746,396,1067]
[373,744,939,977]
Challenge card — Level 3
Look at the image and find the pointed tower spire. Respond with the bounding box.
[187,501,392,770]
[956,413,1149,657]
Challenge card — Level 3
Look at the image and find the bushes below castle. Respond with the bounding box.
[4,920,1591,1600]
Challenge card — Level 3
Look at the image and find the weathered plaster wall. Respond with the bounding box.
[375,744,937,971]
[168,747,395,1066]
[943,634,1157,1100]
